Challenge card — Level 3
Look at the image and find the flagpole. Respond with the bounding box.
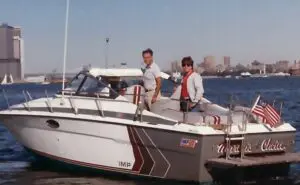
[250,94,260,112]
[279,101,283,117]
[278,101,284,125]
[272,99,276,107]
[62,0,70,99]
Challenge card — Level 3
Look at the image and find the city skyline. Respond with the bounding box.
[0,24,23,80]
[1,0,300,73]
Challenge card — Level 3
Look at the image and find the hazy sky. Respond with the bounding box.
[1,0,300,73]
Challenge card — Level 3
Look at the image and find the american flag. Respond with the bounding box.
[180,138,198,148]
[251,96,281,127]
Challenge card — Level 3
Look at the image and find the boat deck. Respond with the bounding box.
[206,152,300,168]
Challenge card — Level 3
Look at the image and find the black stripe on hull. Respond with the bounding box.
[135,128,170,177]
[127,126,171,178]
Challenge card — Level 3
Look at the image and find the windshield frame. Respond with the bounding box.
[59,71,119,99]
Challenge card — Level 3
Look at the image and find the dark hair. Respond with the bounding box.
[181,56,194,68]
[142,48,153,56]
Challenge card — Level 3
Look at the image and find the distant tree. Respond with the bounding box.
[266,64,275,73]
[235,63,247,72]
[250,69,260,74]
[251,60,261,66]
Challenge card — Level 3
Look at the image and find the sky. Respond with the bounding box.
[1,0,300,73]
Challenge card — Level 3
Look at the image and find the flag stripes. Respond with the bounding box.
[251,96,281,127]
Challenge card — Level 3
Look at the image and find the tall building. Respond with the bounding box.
[203,56,216,72]
[223,56,230,69]
[0,23,24,81]
[275,60,289,72]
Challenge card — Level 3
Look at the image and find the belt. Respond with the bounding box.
[145,89,154,92]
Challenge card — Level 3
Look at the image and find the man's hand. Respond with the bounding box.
[173,86,177,93]
[189,102,196,108]
[151,95,157,104]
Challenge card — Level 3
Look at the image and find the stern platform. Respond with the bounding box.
[205,152,300,184]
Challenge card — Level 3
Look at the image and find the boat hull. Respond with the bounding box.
[0,114,297,183]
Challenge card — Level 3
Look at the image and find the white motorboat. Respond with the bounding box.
[0,68,299,184]
[240,72,252,78]
[171,71,182,83]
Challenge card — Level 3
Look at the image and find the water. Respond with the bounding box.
[0,77,300,185]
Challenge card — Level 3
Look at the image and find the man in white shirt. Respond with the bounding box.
[141,48,161,111]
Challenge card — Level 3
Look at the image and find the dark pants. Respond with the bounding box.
[180,98,194,112]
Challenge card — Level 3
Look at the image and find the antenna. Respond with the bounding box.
[62,0,70,99]
[105,37,109,68]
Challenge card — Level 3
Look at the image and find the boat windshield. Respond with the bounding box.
[63,73,118,98]
[64,73,85,92]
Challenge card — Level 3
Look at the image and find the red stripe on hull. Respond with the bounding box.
[127,126,143,172]
[131,127,154,175]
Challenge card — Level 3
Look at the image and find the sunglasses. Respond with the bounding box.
[182,63,192,67]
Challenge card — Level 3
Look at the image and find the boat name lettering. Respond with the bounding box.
[260,138,286,152]
[217,143,252,154]
[118,161,132,168]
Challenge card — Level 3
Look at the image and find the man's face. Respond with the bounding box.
[143,53,153,66]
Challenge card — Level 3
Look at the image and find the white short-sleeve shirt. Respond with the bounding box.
[142,62,161,90]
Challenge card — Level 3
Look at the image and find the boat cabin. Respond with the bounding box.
[62,68,144,99]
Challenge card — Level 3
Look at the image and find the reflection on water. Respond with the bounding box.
[1,165,197,185]
[1,170,299,185]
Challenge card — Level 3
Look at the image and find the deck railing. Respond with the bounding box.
[0,88,259,133]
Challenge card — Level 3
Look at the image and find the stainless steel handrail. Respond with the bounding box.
[59,89,147,98]
[22,90,31,111]
[26,90,33,100]
[2,89,11,110]
[45,90,53,113]
[95,94,104,117]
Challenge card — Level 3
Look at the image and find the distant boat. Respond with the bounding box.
[240,72,251,77]
[269,72,290,77]
[9,74,14,83]
[0,74,14,85]
[251,74,268,78]
[25,75,49,84]
[1,74,7,84]
[171,71,182,82]
[41,81,50,85]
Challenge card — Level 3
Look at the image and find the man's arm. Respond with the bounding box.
[192,74,204,103]
[151,77,161,104]
[151,65,161,103]
[154,77,161,97]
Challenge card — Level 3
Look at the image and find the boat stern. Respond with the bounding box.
[199,123,298,183]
